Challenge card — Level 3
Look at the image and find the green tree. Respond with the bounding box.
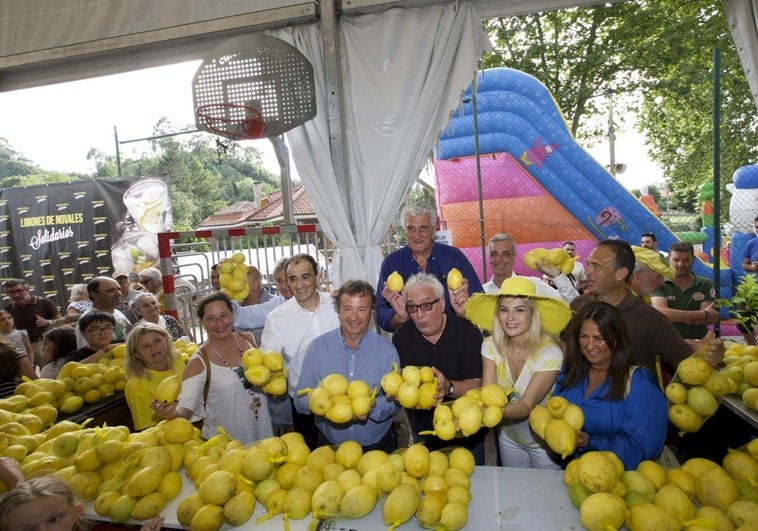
[482,1,757,208]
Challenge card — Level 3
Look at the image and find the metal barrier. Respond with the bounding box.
[157,224,332,343]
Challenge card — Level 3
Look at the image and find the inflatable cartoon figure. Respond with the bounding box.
[519,137,558,168]
[727,164,758,276]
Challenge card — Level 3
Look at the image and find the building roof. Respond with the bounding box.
[197,186,316,228]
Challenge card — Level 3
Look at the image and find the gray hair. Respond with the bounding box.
[139,267,163,290]
[488,233,516,253]
[400,201,437,228]
[69,283,88,302]
[129,291,158,318]
[402,272,444,300]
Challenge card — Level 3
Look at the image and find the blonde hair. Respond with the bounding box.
[0,476,84,530]
[124,323,177,379]
[491,296,556,362]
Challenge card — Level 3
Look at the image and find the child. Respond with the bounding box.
[0,457,164,531]
[40,326,78,379]
[0,310,34,365]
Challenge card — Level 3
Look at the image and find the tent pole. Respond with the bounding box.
[713,47,721,337]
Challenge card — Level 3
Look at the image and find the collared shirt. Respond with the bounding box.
[294,328,400,446]
[233,296,286,331]
[5,296,59,342]
[571,292,692,373]
[652,274,714,340]
[392,314,484,449]
[376,241,484,332]
[260,291,340,395]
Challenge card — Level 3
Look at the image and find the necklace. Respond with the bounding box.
[205,334,243,367]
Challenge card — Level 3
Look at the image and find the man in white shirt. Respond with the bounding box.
[482,233,575,301]
[260,254,340,447]
[75,276,132,348]
[562,241,587,292]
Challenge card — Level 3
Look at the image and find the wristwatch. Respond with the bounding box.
[446,382,455,397]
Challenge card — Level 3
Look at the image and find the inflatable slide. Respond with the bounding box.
[435,67,715,280]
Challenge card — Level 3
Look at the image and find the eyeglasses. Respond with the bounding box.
[406,298,440,313]
[85,326,114,335]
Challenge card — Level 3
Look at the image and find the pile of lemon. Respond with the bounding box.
[565,442,758,531]
[665,355,729,433]
[381,364,438,409]
[719,342,758,411]
[174,433,477,531]
[422,384,510,441]
[173,338,198,364]
[298,373,377,423]
[529,395,584,459]
[241,348,288,396]
[217,252,250,301]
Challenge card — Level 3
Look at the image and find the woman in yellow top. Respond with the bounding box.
[124,323,185,430]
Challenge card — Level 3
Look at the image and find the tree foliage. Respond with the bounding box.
[483,0,758,210]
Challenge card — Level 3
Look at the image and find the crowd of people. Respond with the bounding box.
[0,199,752,528]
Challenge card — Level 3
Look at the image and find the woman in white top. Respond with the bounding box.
[0,311,33,363]
[466,276,572,469]
[66,283,92,316]
[153,292,271,444]
[129,292,189,341]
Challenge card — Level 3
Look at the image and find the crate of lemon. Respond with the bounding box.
[665,355,729,433]
[298,374,378,422]
[563,440,758,531]
[719,341,758,412]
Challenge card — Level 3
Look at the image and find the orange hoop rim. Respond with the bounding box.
[196,103,266,140]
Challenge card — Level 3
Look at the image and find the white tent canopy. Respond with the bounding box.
[2,0,756,286]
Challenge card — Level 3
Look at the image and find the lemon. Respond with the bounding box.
[577,452,617,493]
[702,371,731,396]
[439,501,469,531]
[308,387,333,416]
[446,485,472,507]
[158,471,183,500]
[621,470,656,501]
[311,480,344,519]
[680,457,720,481]
[397,381,420,408]
[381,371,404,396]
[655,483,696,523]
[544,418,576,459]
[416,491,446,528]
[417,382,437,409]
[383,483,419,527]
[448,447,475,476]
[131,492,166,521]
[666,468,696,500]
[677,357,712,385]
[109,494,138,524]
[223,489,255,527]
[335,440,363,469]
[668,403,704,433]
[403,443,430,478]
[694,506,734,531]
[482,404,504,428]
[387,271,404,292]
[562,404,585,431]
[321,373,349,396]
[665,381,687,404]
[339,485,377,518]
[457,402,484,436]
[637,460,667,490]
[68,471,101,501]
[401,365,422,386]
[326,402,354,423]
[294,464,323,494]
[337,469,363,493]
[480,383,508,408]
[695,466,739,508]
[433,416,457,440]
[725,500,758,528]
[686,386,719,417]
[191,504,224,531]
[528,404,553,439]
[357,450,389,476]
[446,267,463,290]
[434,403,454,422]
[198,469,237,505]
[94,491,121,517]
[579,492,626,531]
[351,394,374,416]
[626,502,679,531]
[546,395,570,418]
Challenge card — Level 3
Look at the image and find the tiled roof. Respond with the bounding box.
[197,186,316,228]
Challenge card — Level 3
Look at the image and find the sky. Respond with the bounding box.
[0,60,664,189]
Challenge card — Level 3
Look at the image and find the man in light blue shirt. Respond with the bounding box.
[294,280,399,452]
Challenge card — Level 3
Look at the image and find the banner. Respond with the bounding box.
[0,175,171,309]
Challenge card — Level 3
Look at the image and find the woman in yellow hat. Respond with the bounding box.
[465,276,572,469]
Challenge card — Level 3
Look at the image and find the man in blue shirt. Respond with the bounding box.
[294,280,400,452]
[376,201,483,332]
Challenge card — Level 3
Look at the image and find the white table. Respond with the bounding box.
[84,466,580,529]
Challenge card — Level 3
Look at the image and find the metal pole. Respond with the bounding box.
[471,75,487,281]
[608,94,616,178]
[713,48,721,337]
[114,126,122,178]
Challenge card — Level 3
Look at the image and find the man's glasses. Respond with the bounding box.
[85,326,114,335]
[406,299,440,313]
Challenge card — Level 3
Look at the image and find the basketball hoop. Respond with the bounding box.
[196,103,266,140]
[192,34,316,140]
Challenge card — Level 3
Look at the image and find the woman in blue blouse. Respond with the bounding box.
[555,301,667,470]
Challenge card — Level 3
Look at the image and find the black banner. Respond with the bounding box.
[0,175,171,310]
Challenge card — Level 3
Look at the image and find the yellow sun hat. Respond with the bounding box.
[631,245,674,279]
[464,276,572,335]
